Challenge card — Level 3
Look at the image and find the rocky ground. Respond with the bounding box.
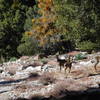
[0,52,100,100]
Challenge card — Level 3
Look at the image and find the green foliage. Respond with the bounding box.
[0,0,100,61]
[0,55,5,63]
[40,58,48,64]
[75,53,87,60]
[77,41,97,53]
[0,0,37,59]
[24,6,38,31]
[77,0,100,49]
[54,0,81,43]
[9,57,17,62]
[0,0,26,59]
[17,34,39,56]
[53,0,100,51]
[18,4,39,56]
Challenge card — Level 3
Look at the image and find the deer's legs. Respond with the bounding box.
[60,66,62,71]
[65,66,68,73]
[59,63,64,71]
[69,63,72,73]
[65,63,72,73]
[59,63,62,71]
[68,67,71,73]
[65,67,71,73]
[94,56,100,72]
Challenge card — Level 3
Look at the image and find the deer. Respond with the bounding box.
[56,53,74,73]
[91,56,100,72]
[64,55,74,73]
[56,54,68,71]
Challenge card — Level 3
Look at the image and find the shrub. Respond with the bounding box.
[77,41,97,53]
[9,57,17,62]
[40,72,56,85]
[17,34,39,56]
[75,53,87,60]
[49,81,69,97]
[40,58,48,64]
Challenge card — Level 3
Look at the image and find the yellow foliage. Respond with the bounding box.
[36,26,41,30]
[32,19,35,23]
[40,40,44,46]
[41,17,48,23]
[36,36,41,40]
[38,0,53,9]
[47,30,53,36]
[43,24,48,29]
[38,0,43,2]
[29,0,57,46]
[39,0,53,4]
[35,26,43,33]
[38,9,44,14]
[41,28,46,33]
[25,32,32,36]
[38,3,45,8]
[40,38,47,46]
[44,6,51,11]
[46,0,52,3]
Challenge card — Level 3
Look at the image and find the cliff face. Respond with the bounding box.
[0,52,100,100]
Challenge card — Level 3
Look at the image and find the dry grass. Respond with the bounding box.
[7,67,16,75]
[48,80,74,97]
[15,84,28,92]
[39,72,56,85]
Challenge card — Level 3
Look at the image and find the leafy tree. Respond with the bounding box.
[27,0,70,54]
[28,0,57,46]
[53,0,100,52]
[78,0,100,49]
[17,33,39,56]
[0,0,28,60]
[54,0,81,45]
[24,6,38,31]
[17,5,39,56]
[77,41,97,53]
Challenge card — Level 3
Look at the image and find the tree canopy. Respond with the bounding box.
[0,0,100,62]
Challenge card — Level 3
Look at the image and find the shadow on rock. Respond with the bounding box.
[0,78,26,85]
[15,87,100,100]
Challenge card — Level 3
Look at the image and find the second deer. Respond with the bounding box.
[91,56,100,72]
[56,54,74,73]
[64,55,74,73]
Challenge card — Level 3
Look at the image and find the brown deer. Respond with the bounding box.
[56,54,68,71]
[56,54,74,73]
[64,55,74,73]
[93,56,100,71]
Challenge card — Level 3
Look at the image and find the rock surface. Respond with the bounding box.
[0,52,100,100]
